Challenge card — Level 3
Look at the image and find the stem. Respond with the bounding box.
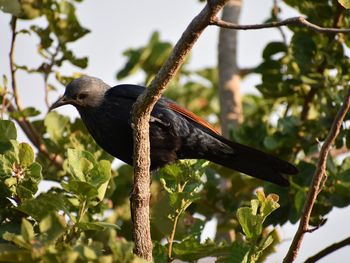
[9,16,22,111]
[77,199,87,223]
[168,211,181,260]
[283,89,350,263]
[210,16,350,33]
[305,236,350,263]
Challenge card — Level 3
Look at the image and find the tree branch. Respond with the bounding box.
[6,16,63,169]
[305,236,350,263]
[130,0,229,260]
[210,16,350,33]
[1,96,64,169]
[9,16,22,111]
[283,88,350,263]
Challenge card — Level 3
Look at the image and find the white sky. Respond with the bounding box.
[1,0,350,262]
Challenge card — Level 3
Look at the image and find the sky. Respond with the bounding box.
[1,0,350,262]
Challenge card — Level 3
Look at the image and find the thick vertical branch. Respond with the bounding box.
[218,0,243,137]
[283,89,350,263]
[130,0,229,261]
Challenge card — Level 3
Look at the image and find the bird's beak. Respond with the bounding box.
[48,95,71,112]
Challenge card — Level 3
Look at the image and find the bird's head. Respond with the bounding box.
[49,76,110,111]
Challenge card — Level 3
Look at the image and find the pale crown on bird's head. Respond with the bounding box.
[64,76,110,108]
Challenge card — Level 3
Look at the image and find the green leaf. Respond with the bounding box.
[0,120,17,142]
[172,237,249,262]
[18,143,34,167]
[44,112,69,144]
[26,162,42,183]
[0,0,20,16]
[20,218,34,243]
[39,213,66,242]
[66,148,96,181]
[10,107,40,119]
[263,136,279,150]
[18,192,69,221]
[294,190,306,213]
[338,0,350,9]
[2,232,30,249]
[0,244,33,263]
[216,242,250,263]
[262,42,287,60]
[291,32,316,72]
[237,207,263,241]
[94,160,111,202]
[62,180,98,201]
[77,221,120,231]
[257,190,280,219]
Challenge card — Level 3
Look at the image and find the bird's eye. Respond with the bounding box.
[77,93,88,100]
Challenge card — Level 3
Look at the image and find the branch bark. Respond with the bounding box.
[210,16,350,33]
[283,88,350,263]
[304,236,350,263]
[130,0,230,260]
[218,0,243,137]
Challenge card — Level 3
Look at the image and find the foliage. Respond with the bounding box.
[1,0,350,262]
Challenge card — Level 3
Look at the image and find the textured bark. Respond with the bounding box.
[130,1,230,261]
[218,0,243,137]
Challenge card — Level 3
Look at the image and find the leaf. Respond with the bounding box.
[0,120,17,142]
[262,42,287,60]
[77,221,120,231]
[18,192,70,221]
[0,0,20,16]
[26,162,42,183]
[94,160,111,202]
[10,107,40,119]
[291,32,316,72]
[237,207,263,241]
[66,148,96,181]
[61,180,98,201]
[44,112,69,144]
[153,242,168,263]
[172,237,249,262]
[257,190,280,219]
[216,242,250,263]
[338,0,350,9]
[18,143,34,167]
[2,232,30,249]
[39,213,66,242]
[0,244,33,262]
[20,218,34,243]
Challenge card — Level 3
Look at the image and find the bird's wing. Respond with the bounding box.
[108,85,220,135]
[108,84,145,99]
[166,102,220,135]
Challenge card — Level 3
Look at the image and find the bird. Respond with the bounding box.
[49,76,298,186]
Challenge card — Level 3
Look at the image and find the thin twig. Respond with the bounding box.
[168,211,181,260]
[283,88,350,263]
[9,16,22,111]
[1,95,63,168]
[43,46,60,109]
[273,0,287,44]
[6,16,63,169]
[304,236,350,263]
[210,16,350,33]
[130,0,230,261]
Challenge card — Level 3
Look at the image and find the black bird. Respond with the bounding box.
[49,76,298,186]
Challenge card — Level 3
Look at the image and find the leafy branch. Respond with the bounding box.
[283,88,350,263]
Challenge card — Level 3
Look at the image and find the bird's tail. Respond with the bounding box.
[205,136,298,186]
